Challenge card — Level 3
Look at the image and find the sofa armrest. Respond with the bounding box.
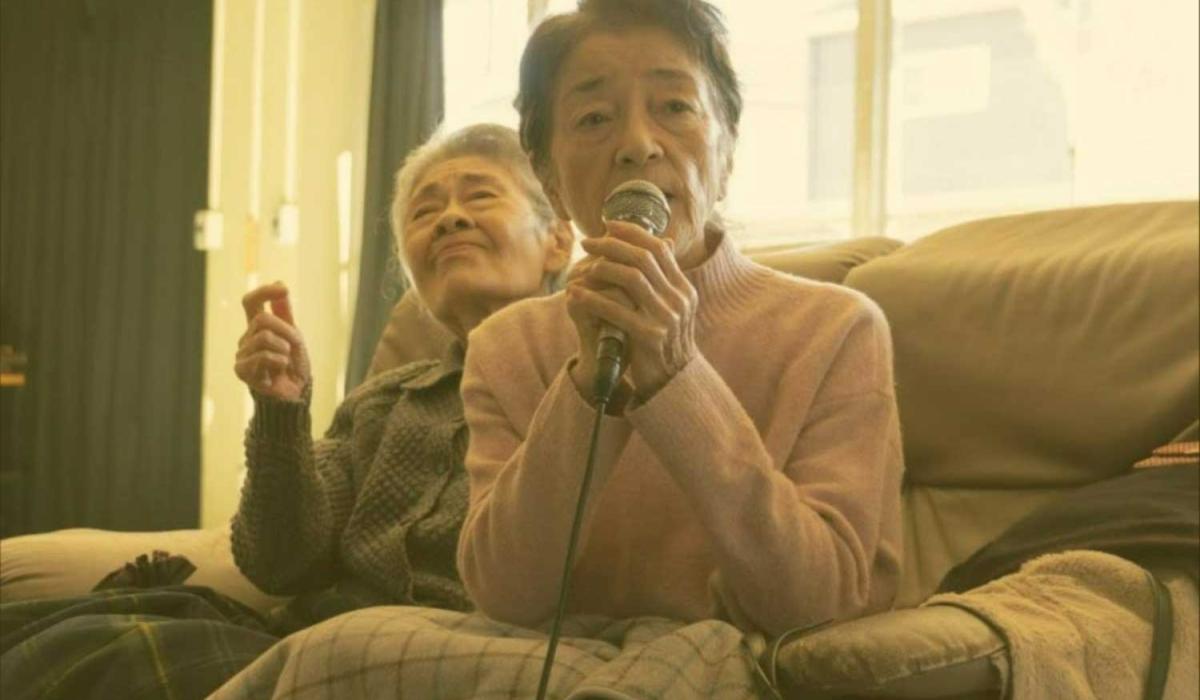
[0,527,289,616]
[771,604,1007,699]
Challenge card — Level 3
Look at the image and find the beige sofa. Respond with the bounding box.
[2,200,1196,698]
[769,200,1198,698]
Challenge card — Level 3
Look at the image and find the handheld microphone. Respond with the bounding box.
[593,180,671,401]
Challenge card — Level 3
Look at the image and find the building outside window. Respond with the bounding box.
[443,0,1199,247]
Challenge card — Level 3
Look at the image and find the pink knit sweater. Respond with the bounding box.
[458,234,903,636]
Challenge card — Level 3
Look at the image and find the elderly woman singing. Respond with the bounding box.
[457,0,903,637]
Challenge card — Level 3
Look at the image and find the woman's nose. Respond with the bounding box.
[615,109,664,168]
[434,205,472,237]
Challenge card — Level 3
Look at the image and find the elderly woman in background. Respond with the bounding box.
[0,123,574,699]
[232,122,574,627]
[457,0,903,637]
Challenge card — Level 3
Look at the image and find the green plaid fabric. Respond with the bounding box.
[3,591,778,699]
[0,586,278,700]
[210,606,775,700]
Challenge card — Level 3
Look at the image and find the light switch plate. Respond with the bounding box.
[194,209,224,251]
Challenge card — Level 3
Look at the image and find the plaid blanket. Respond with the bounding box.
[0,586,278,700]
[210,606,775,700]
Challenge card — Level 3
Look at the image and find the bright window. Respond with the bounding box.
[442,0,1199,246]
[885,0,1200,239]
[718,1,857,245]
[442,0,526,132]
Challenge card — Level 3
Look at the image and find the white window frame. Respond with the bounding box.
[516,0,1196,247]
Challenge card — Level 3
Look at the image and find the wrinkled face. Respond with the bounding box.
[543,26,732,268]
[402,155,561,320]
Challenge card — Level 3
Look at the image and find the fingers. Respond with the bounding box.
[236,327,292,358]
[604,220,679,272]
[565,276,634,356]
[237,350,291,373]
[580,232,672,294]
[607,221,692,290]
[577,259,673,321]
[571,224,699,399]
[235,313,306,386]
[578,225,692,326]
[234,282,312,400]
[242,281,289,323]
[234,349,291,388]
[567,286,654,340]
[242,283,303,354]
[604,219,668,250]
[270,294,295,326]
[244,311,304,349]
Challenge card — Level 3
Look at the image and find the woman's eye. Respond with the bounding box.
[665,100,693,114]
[576,111,610,128]
[411,207,436,221]
[468,191,496,201]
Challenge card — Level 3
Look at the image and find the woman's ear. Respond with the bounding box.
[541,218,575,276]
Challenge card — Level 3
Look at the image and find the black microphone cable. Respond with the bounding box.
[534,352,623,700]
[535,179,664,699]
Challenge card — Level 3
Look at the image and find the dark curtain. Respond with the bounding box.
[0,0,210,534]
[345,0,444,391]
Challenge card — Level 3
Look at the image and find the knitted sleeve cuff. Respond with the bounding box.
[249,393,312,441]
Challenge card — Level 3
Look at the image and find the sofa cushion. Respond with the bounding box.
[899,436,1200,607]
[0,527,287,615]
[748,236,903,283]
[938,462,1198,595]
[898,484,1065,606]
[846,200,1199,488]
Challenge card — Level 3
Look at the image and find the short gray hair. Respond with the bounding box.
[389,123,564,295]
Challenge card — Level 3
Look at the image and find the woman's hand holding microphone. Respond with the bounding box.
[566,220,699,406]
[235,281,312,402]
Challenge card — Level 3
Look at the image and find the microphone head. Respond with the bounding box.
[601,180,670,237]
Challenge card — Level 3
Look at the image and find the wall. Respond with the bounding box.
[200,0,376,528]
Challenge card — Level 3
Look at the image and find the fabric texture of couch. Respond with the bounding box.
[1,201,1197,699]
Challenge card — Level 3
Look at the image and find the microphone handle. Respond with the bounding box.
[596,324,625,362]
[593,326,624,402]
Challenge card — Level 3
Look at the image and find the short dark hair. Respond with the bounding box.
[516,0,742,175]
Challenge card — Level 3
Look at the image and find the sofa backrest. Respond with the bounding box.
[746,236,904,282]
[367,293,456,377]
[365,235,904,376]
[844,200,1200,603]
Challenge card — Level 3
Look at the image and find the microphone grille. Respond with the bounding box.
[602,180,670,236]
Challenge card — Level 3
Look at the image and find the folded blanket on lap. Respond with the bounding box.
[209,607,770,700]
[925,550,1198,700]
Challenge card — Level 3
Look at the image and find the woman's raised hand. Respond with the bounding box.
[566,221,699,403]
[235,281,312,401]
